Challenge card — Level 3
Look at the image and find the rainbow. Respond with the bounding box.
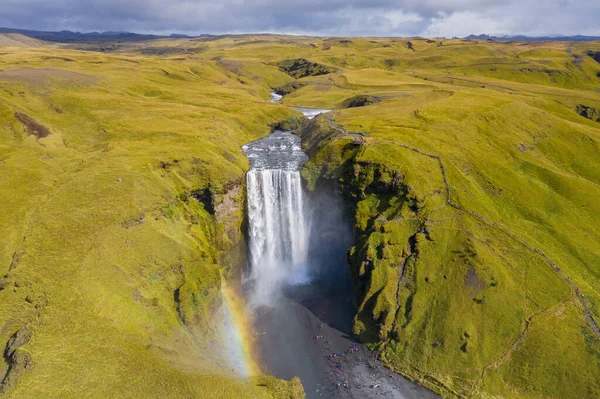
[221,284,260,377]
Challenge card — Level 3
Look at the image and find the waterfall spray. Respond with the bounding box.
[242,131,311,306]
[221,284,258,377]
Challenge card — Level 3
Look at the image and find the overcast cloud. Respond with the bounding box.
[0,0,598,37]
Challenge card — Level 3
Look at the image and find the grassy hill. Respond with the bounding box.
[291,38,600,398]
[0,35,301,398]
[0,33,599,398]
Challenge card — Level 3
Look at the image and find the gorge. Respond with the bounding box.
[1,33,599,399]
[240,108,438,398]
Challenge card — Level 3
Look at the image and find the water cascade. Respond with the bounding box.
[237,102,436,398]
[242,131,310,306]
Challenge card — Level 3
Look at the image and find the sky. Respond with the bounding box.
[0,0,598,38]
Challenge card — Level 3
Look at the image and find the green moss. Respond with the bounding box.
[272,116,304,132]
[2,33,600,399]
[273,58,336,79]
[0,43,299,398]
[294,43,600,395]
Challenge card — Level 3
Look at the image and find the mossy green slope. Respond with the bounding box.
[1,33,600,399]
[277,38,600,398]
[0,41,300,398]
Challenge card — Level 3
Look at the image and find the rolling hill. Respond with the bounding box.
[0,32,599,398]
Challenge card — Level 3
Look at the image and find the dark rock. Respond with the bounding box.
[384,58,398,70]
[1,327,33,394]
[0,276,9,292]
[274,58,336,79]
[587,51,600,63]
[341,95,378,109]
[133,289,143,302]
[190,188,215,215]
[120,212,146,228]
[14,112,51,139]
[223,150,237,163]
[5,328,32,355]
[275,80,306,95]
[473,295,487,304]
[576,104,599,122]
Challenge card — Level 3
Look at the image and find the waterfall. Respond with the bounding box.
[242,131,310,306]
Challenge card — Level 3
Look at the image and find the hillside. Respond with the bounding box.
[0,34,599,398]
[0,38,300,398]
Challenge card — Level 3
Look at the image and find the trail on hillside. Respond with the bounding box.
[323,112,600,339]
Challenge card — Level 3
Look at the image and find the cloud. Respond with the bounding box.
[0,0,598,37]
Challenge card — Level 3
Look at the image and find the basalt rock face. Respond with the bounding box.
[576,104,600,122]
[298,113,429,352]
[296,114,600,399]
[587,51,600,64]
[179,177,249,310]
[0,327,33,394]
[335,160,422,350]
[213,179,246,250]
[298,114,337,158]
[213,180,249,281]
[150,163,250,371]
[274,58,336,79]
[275,80,306,95]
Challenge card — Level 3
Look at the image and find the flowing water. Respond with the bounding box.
[269,92,283,103]
[241,110,437,398]
[242,131,310,306]
[292,107,330,119]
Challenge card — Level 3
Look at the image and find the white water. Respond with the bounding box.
[292,107,330,119]
[268,92,283,103]
[243,132,310,306]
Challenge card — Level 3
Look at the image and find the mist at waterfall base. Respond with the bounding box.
[242,131,352,309]
[241,128,438,399]
[242,130,357,396]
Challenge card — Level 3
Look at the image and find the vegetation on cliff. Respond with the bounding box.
[292,37,600,398]
[0,34,299,398]
[273,58,336,79]
[0,32,599,398]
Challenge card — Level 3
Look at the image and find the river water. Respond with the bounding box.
[241,104,437,399]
